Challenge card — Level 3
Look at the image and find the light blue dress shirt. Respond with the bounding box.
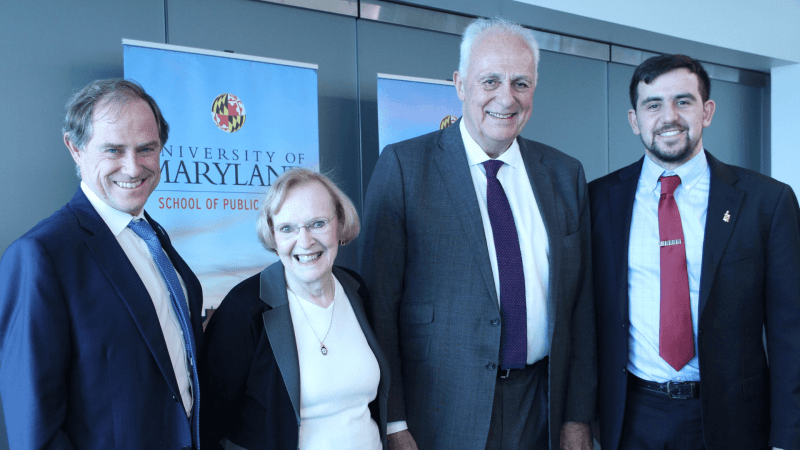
[627,151,710,383]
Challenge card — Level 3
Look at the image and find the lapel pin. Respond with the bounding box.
[723,211,731,222]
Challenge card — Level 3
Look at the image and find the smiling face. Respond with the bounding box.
[271,181,340,291]
[629,68,716,170]
[65,98,161,215]
[454,32,536,158]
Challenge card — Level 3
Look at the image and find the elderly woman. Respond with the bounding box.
[199,168,389,450]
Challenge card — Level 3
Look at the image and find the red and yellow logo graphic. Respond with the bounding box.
[439,115,458,130]
[212,93,246,133]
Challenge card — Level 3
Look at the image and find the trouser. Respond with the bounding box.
[485,356,549,450]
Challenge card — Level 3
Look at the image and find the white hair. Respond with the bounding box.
[458,17,540,79]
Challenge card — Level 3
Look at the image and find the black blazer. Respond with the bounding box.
[199,261,389,450]
[589,151,800,450]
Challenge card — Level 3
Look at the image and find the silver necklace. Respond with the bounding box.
[288,281,335,356]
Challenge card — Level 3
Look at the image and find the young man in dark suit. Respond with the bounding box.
[590,54,800,450]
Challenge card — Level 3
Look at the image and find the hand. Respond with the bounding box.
[387,429,419,450]
[560,421,593,450]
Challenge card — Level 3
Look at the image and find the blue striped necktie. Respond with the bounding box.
[128,219,200,448]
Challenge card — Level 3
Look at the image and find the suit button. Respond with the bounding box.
[491,318,500,327]
[486,363,496,371]
[173,395,179,402]
[622,367,627,374]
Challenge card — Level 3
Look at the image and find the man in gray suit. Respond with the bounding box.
[360,17,595,450]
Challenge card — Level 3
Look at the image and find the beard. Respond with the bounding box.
[642,124,701,166]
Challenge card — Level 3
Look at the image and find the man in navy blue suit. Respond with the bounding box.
[0,79,203,449]
[590,54,800,450]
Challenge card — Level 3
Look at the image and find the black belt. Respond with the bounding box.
[498,356,548,379]
[629,373,700,399]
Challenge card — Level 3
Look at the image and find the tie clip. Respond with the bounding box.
[660,239,682,247]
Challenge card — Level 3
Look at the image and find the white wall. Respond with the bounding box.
[514,0,800,64]
[515,0,800,194]
[771,65,800,193]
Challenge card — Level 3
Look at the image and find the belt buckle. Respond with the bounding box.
[666,381,694,399]
[499,369,512,379]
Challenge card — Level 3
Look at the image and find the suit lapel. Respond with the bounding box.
[259,263,302,424]
[699,152,743,318]
[70,190,183,401]
[607,159,643,323]
[434,122,499,308]
[334,268,390,401]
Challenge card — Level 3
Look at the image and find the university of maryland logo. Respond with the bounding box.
[439,115,458,129]
[212,93,246,133]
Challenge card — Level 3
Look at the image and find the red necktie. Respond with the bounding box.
[658,175,694,371]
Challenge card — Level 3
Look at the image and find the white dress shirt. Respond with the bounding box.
[81,182,193,416]
[460,119,551,364]
[627,152,709,383]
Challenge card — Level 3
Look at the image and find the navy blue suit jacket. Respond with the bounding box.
[0,188,203,449]
[590,152,800,450]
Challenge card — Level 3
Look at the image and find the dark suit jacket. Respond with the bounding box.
[199,261,389,450]
[359,120,596,449]
[0,188,203,450]
[590,152,800,450]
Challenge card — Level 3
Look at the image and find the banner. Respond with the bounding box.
[124,40,319,308]
[377,74,462,154]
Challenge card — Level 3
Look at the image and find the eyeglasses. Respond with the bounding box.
[274,216,335,237]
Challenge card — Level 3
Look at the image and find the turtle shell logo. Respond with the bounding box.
[212,93,246,133]
[439,115,458,130]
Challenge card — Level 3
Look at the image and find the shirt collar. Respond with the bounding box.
[80,182,146,237]
[460,119,522,169]
[641,150,708,194]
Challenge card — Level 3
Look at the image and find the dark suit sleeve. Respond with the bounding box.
[198,289,260,450]
[563,163,598,423]
[0,238,77,450]
[359,145,409,423]
[764,185,800,449]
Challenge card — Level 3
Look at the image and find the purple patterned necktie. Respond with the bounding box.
[483,160,527,369]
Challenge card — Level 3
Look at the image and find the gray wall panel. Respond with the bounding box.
[607,63,643,172]
[702,79,763,171]
[167,0,361,270]
[526,50,608,182]
[356,20,463,191]
[0,0,166,256]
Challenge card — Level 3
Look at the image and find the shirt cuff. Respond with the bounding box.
[387,421,409,434]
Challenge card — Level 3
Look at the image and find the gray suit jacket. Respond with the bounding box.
[359,120,596,450]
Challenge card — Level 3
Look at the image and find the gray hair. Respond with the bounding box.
[63,78,169,151]
[256,168,360,254]
[458,17,540,79]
